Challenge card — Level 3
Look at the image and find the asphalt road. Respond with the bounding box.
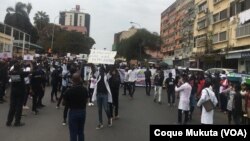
[0,86,228,141]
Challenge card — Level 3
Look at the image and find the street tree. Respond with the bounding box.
[4,2,39,43]
[53,30,95,55]
[116,28,161,61]
[34,11,50,31]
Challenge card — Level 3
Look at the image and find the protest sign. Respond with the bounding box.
[88,49,117,65]
[23,55,34,61]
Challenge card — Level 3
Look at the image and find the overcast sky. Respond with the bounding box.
[0,0,173,50]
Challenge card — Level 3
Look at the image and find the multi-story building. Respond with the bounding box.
[59,5,91,36]
[0,22,42,58]
[112,27,138,51]
[161,0,195,67]
[193,0,250,72]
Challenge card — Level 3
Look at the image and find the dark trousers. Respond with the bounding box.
[64,106,69,121]
[178,109,189,125]
[51,83,58,100]
[233,113,241,125]
[167,91,175,104]
[123,82,129,95]
[88,88,94,103]
[109,88,119,117]
[57,86,67,106]
[220,94,227,112]
[0,84,4,101]
[23,84,30,106]
[38,89,45,106]
[128,82,135,97]
[68,109,86,141]
[7,91,24,124]
[145,79,151,95]
[32,89,41,112]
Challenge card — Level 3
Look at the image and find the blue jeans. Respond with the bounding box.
[68,109,86,141]
[97,94,111,124]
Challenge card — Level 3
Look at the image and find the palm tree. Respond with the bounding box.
[34,11,50,30]
[4,2,39,43]
[6,2,32,17]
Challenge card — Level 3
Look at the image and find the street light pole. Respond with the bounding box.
[51,15,60,52]
[130,21,141,28]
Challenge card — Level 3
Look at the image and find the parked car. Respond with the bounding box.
[205,68,237,76]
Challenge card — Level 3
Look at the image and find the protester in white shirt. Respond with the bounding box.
[197,79,218,125]
[175,74,192,125]
[128,66,138,99]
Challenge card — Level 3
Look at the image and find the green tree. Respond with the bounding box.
[52,30,95,55]
[116,29,161,61]
[4,2,39,43]
[34,11,50,31]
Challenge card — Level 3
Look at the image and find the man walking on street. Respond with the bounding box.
[144,67,152,96]
[165,72,175,106]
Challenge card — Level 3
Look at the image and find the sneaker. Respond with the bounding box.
[23,106,30,110]
[62,122,66,126]
[88,103,92,106]
[108,118,113,127]
[91,103,94,106]
[158,101,162,105]
[96,124,104,130]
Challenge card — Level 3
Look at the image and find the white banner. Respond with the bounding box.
[0,52,12,59]
[118,69,176,87]
[23,55,34,61]
[88,49,117,65]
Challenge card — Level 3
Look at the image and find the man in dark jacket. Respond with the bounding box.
[144,67,152,96]
[153,68,164,104]
[6,61,29,126]
[30,64,44,114]
[165,72,175,106]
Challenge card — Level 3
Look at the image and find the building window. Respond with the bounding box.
[195,35,207,48]
[70,15,72,26]
[198,19,207,30]
[79,16,82,26]
[213,9,228,23]
[214,0,223,5]
[213,31,227,43]
[236,23,250,38]
[237,0,250,13]
[198,2,207,13]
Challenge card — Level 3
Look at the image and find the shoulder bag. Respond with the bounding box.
[202,89,215,112]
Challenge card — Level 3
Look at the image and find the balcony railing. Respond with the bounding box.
[236,23,250,38]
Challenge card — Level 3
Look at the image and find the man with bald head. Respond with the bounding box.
[64,72,88,141]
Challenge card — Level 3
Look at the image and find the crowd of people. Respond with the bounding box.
[143,67,250,125]
[1,57,250,141]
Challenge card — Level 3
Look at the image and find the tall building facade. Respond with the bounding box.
[160,0,195,67]
[59,5,91,36]
[193,0,250,72]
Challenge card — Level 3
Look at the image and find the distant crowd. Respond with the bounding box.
[0,57,250,141]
